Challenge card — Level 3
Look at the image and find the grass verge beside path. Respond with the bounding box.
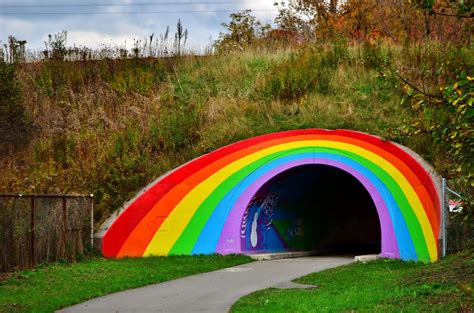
[232,251,473,312]
[0,254,252,313]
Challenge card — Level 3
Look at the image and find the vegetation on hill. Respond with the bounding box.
[0,0,472,224]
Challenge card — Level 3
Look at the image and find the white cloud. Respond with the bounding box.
[0,0,279,51]
[66,31,138,48]
[242,0,277,19]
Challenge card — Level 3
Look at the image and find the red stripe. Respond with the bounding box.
[102,129,318,257]
[102,129,440,257]
[338,130,440,217]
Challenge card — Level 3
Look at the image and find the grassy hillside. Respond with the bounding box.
[0,41,472,223]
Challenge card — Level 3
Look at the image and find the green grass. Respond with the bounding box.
[231,251,474,312]
[0,254,252,313]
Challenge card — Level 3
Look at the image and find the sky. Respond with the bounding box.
[0,0,278,52]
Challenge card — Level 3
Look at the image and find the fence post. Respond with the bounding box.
[90,194,94,249]
[62,196,67,256]
[30,196,35,266]
[441,178,447,258]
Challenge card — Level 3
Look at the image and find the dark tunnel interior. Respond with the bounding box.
[240,164,381,255]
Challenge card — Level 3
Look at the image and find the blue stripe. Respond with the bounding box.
[191,150,416,260]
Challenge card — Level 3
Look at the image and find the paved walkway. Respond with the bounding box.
[59,256,353,313]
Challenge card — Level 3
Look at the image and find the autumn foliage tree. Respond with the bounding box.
[213,0,472,182]
[410,0,474,18]
[213,10,271,53]
[274,0,471,43]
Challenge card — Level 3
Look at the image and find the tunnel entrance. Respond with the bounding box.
[240,165,381,255]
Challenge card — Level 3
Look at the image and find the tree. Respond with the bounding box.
[274,0,339,40]
[274,0,471,43]
[214,10,270,53]
[398,71,473,178]
[44,31,68,61]
[410,0,474,18]
[5,36,27,63]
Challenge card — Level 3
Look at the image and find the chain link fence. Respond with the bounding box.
[441,178,473,257]
[0,194,93,273]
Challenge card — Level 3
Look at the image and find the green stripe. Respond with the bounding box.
[170,147,314,254]
[169,146,429,261]
[347,151,430,262]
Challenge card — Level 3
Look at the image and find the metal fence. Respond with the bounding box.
[0,194,93,273]
[441,178,473,257]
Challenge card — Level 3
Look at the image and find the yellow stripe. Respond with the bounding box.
[143,140,436,261]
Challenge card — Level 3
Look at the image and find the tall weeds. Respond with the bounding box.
[0,41,470,222]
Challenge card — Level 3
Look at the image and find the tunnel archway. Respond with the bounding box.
[240,165,381,255]
[98,129,441,263]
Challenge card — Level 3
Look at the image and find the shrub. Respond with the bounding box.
[257,44,349,100]
[0,62,33,153]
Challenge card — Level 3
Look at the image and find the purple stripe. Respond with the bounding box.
[215,158,399,258]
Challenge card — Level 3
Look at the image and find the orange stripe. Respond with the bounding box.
[118,134,437,256]
[117,135,305,256]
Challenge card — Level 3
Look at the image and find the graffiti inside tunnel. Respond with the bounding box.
[240,165,381,254]
[97,129,441,263]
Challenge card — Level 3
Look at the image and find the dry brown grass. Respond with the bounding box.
[0,41,470,222]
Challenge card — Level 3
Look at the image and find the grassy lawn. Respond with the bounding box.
[0,254,252,313]
[232,251,473,312]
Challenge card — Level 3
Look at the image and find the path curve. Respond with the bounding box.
[59,256,353,313]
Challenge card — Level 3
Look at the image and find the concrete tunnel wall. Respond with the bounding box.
[96,129,442,263]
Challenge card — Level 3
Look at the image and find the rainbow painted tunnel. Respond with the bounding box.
[96,129,442,263]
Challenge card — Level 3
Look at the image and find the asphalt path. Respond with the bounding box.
[59,256,353,313]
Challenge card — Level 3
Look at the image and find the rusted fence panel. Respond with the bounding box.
[0,194,93,273]
[441,178,473,257]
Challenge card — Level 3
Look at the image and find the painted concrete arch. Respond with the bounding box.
[97,129,441,263]
[193,154,404,259]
